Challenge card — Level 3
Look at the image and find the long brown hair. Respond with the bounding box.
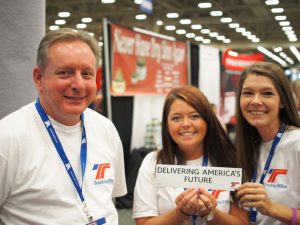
[157,85,236,168]
[235,62,300,182]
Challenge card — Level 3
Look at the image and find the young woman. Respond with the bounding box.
[235,62,300,225]
[133,85,249,225]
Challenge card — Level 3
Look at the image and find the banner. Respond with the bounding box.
[111,23,188,96]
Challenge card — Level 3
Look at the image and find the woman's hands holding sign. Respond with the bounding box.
[175,187,217,220]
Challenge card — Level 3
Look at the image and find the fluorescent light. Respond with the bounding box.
[176,29,186,35]
[198,2,212,8]
[210,11,223,16]
[273,47,283,52]
[257,46,287,66]
[290,46,300,63]
[135,14,147,20]
[202,39,211,44]
[101,0,115,3]
[195,36,204,41]
[55,19,65,25]
[265,0,279,5]
[271,8,284,13]
[279,21,290,26]
[229,23,239,28]
[220,17,232,23]
[180,19,191,25]
[76,24,87,29]
[209,32,218,37]
[81,17,93,23]
[223,39,231,43]
[58,12,70,17]
[201,29,210,34]
[156,20,163,26]
[165,25,176,31]
[49,25,59,30]
[185,33,195,38]
[166,12,179,18]
[275,15,287,21]
[191,24,202,30]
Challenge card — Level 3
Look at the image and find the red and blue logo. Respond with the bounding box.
[267,169,287,183]
[92,163,113,185]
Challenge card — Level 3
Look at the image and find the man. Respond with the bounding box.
[0,28,127,225]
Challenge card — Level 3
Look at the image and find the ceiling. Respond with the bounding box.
[46,0,300,67]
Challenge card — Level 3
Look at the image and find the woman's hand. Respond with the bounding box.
[235,182,273,216]
[196,187,217,218]
[175,188,198,216]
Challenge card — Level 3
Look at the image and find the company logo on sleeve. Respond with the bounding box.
[265,168,288,190]
[92,163,113,185]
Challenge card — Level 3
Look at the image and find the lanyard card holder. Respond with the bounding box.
[86,217,106,225]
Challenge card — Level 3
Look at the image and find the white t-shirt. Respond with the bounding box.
[252,128,300,225]
[133,151,232,225]
[0,102,127,225]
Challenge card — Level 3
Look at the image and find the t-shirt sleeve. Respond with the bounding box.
[132,152,159,218]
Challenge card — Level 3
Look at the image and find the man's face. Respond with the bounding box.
[33,40,97,125]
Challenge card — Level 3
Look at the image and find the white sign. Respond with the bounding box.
[156,164,242,191]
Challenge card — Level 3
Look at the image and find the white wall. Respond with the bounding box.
[0,0,45,119]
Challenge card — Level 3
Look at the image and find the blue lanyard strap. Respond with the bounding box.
[35,98,87,202]
[250,123,285,222]
[189,153,208,224]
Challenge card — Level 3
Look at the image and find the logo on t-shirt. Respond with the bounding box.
[92,163,113,185]
[265,168,288,190]
[209,189,229,206]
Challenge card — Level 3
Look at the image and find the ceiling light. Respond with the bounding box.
[156,20,163,26]
[236,27,246,33]
[201,29,210,34]
[76,24,87,29]
[223,39,231,43]
[229,23,239,28]
[251,38,260,43]
[55,19,66,25]
[166,12,179,18]
[134,0,142,4]
[58,12,70,17]
[165,25,176,31]
[202,39,211,44]
[220,17,232,23]
[275,15,287,21]
[290,46,300,63]
[285,57,294,65]
[279,21,290,26]
[257,46,287,67]
[195,36,204,41]
[265,0,279,5]
[216,35,225,40]
[180,19,191,25]
[191,24,202,30]
[288,37,298,42]
[185,33,195,38]
[210,11,223,16]
[209,32,218,37]
[81,17,93,23]
[101,0,115,3]
[198,3,212,8]
[271,8,284,13]
[98,42,103,47]
[49,25,59,30]
[135,14,147,20]
[285,30,295,35]
[273,47,283,52]
[282,26,293,31]
[176,29,186,35]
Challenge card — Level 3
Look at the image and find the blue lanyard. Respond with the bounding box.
[190,153,208,225]
[35,98,87,203]
[250,123,285,222]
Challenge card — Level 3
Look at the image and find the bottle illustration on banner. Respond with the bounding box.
[136,57,147,81]
[112,68,126,94]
